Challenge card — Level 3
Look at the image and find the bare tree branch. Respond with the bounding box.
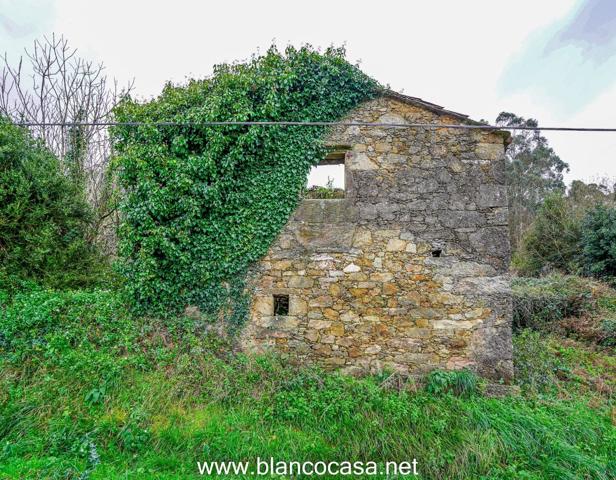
[0,34,135,255]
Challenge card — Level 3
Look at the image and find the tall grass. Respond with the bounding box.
[1,287,615,479]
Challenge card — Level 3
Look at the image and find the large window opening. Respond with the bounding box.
[305,150,346,199]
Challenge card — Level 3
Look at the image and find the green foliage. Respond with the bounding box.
[304,184,345,199]
[304,176,345,199]
[512,193,582,276]
[424,369,479,398]
[495,112,569,249]
[581,204,616,279]
[513,330,564,395]
[1,287,615,479]
[0,288,135,380]
[112,45,379,318]
[0,118,106,289]
[514,328,616,400]
[512,184,616,279]
[511,275,594,329]
[0,286,228,377]
[599,319,616,346]
[267,369,413,427]
[512,274,616,349]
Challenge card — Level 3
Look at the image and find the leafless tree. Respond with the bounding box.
[0,34,134,254]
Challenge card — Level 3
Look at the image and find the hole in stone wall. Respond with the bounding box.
[305,151,346,199]
[273,294,290,316]
[431,249,442,258]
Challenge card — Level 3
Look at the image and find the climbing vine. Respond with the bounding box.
[112,45,379,321]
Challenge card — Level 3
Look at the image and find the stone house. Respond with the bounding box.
[240,91,513,382]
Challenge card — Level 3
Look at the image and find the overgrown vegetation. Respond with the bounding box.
[512,274,595,329]
[512,193,582,275]
[0,119,108,290]
[512,274,616,346]
[514,329,615,399]
[112,46,379,319]
[510,273,615,451]
[0,35,134,256]
[1,286,614,479]
[513,191,616,278]
[1,42,615,480]
[304,177,345,199]
[582,204,616,279]
[495,112,569,250]
[496,111,616,266]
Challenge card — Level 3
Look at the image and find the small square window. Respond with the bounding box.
[305,150,347,199]
[273,294,289,316]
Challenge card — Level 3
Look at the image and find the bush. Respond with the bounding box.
[304,184,345,199]
[581,204,616,280]
[0,118,106,288]
[304,176,345,199]
[512,193,581,276]
[511,275,595,330]
[512,274,616,348]
[424,369,479,398]
[513,330,564,395]
[0,288,135,380]
[599,319,616,346]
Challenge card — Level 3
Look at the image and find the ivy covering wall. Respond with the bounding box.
[112,46,379,321]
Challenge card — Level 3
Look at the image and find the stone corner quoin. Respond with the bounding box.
[240,94,514,383]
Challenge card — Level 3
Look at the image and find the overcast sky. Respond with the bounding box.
[1,0,615,184]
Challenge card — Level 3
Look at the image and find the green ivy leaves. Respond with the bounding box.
[112,45,379,321]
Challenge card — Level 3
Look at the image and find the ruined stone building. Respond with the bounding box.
[241,91,513,382]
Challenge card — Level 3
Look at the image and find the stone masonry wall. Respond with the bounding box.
[240,95,513,382]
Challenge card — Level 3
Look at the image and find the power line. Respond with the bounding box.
[12,121,616,132]
[9,120,616,132]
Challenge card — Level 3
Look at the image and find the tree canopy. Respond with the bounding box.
[0,118,103,288]
[496,112,569,248]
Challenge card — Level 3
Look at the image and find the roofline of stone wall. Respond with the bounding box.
[381,89,512,146]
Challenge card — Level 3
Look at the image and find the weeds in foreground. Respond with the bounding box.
[1,285,615,479]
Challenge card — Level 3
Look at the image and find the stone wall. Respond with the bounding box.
[240,95,513,382]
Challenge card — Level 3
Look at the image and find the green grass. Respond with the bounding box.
[1,285,615,479]
[2,367,614,479]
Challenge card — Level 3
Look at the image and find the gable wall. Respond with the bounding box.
[240,96,513,381]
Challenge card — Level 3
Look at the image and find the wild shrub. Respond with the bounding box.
[112,45,379,319]
[511,275,595,329]
[304,184,345,199]
[304,176,344,199]
[267,370,390,425]
[0,288,134,383]
[581,204,616,280]
[0,286,230,377]
[513,330,564,395]
[512,193,581,276]
[0,118,106,289]
[424,369,479,398]
[599,319,616,346]
[512,274,616,349]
